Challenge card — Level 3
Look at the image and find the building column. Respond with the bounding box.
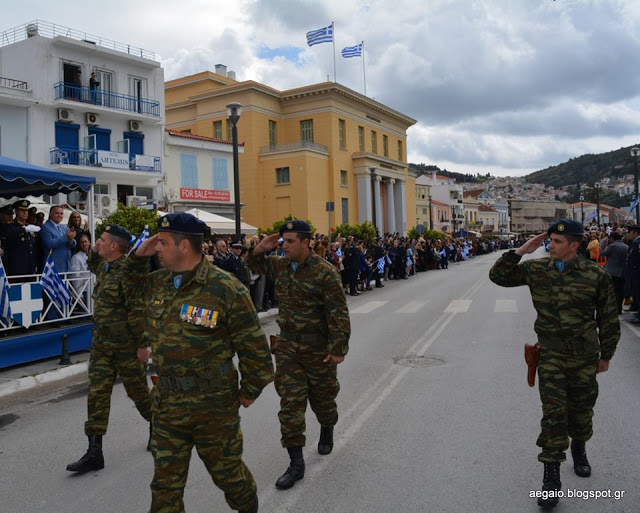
[358,174,372,223]
[394,180,407,236]
[373,176,383,232]
[386,179,396,234]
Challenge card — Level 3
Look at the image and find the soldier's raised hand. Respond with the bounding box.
[253,233,281,255]
[135,234,160,257]
[515,233,546,256]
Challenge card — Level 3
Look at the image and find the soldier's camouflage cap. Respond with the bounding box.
[104,224,133,242]
[158,212,206,235]
[547,219,583,237]
[279,219,311,236]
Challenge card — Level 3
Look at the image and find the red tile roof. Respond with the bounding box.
[165,129,243,146]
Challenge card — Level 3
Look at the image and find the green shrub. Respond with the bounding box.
[95,203,160,239]
[257,214,316,236]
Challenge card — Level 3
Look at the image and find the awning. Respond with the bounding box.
[0,155,95,198]
[161,208,258,234]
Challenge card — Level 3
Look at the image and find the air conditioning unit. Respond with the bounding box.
[126,195,147,207]
[94,194,117,217]
[128,120,143,132]
[57,108,74,122]
[85,112,99,125]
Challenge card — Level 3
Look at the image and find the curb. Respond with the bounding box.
[0,308,279,400]
[0,361,88,399]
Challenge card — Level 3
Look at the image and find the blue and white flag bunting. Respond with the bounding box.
[584,210,597,223]
[306,24,333,46]
[130,225,150,255]
[341,43,362,58]
[0,259,12,323]
[9,282,43,328]
[41,255,71,311]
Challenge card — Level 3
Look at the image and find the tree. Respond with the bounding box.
[333,221,377,243]
[257,214,316,236]
[95,204,160,239]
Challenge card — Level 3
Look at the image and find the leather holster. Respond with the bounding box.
[524,343,539,387]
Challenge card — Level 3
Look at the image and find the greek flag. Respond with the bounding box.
[630,195,640,212]
[341,43,362,58]
[306,24,333,46]
[130,225,150,255]
[376,257,385,274]
[407,255,412,267]
[336,248,343,257]
[41,255,71,310]
[584,210,597,223]
[0,259,12,323]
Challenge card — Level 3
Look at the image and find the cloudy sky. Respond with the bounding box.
[4,0,640,176]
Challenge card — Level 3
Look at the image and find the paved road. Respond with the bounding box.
[1,249,638,513]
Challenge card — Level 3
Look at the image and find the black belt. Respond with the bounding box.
[158,360,234,392]
[279,330,324,343]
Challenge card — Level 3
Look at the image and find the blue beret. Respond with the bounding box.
[547,219,584,237]
[158,212,206,235]
[104,224,132,242]
[279,220,311,236]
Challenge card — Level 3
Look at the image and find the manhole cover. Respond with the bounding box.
[394,355,445,368]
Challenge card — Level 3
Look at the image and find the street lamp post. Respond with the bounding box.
[580,195,584,224]
[594,182,601,226]
[226,102,242,240]
[631,147,640,224]
[428,195,433,230]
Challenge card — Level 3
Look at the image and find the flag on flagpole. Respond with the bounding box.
[129,225,150,256]
[630,195,640,212]
[584,209,597,223]
[0,259,12,323]
[306,24,333,46]
[341,43,362,58]
[41,254,71,310]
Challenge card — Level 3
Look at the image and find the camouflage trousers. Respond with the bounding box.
[536,348,599,463]
[149,390,256,513]
[85,344,152,436]
[275,339,340,448]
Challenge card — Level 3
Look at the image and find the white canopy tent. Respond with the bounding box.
[161,208,258,234]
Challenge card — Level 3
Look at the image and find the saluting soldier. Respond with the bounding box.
[4,200,40,277]
[247,220,351,490]
[66,224,152,473]
[131,212,273,513]
[489,219,620,509]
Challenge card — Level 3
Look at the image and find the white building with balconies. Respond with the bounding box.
[0,20,164,216]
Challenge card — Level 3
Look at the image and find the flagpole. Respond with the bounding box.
[362,41,367,96]
[332,22,337,82]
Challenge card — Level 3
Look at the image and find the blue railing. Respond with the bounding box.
[54,82,160,117]
[50,147,161,171]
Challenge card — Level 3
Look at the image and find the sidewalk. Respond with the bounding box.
[0,307,278,399]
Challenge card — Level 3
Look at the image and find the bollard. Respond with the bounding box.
[59,333,71,365]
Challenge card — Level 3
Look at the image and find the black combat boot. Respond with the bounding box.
[275,446,305,490]
[537,462,561,509]
[570,439,591,477]
[66,435,104,472]
[239,494,258,513]
[147,423,153,452]
[318,426,334,455]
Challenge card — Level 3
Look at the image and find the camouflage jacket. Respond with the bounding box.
[247,250,351,356]
[489,250,620,360]
[88,252,147,349]
[126,255,273,401]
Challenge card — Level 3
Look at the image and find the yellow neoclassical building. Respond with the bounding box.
[165,69,417,235]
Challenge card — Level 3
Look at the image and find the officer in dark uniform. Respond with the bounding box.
[0,204,14,266]
[228,243,250,287]
[5,200,40,277]
[624,225,640,321]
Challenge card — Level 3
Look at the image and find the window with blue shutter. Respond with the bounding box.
[180,153,198,188]
[213,158,229,190]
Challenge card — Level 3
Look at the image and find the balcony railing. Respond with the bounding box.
[0,271,93,333]
[1,20,158,61]
[54,82,161,117]
[0,76,28,90]
[259,140,329,154]
[50,147,161,172]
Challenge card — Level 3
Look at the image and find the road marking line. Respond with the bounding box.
[396,300,426,313]
[494,299,518,313]
[261,274,489,512]
[444,299,471,313]
[349,300,387,314]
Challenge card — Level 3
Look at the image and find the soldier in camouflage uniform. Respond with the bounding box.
[130,212,273,513]
[67,224,152,473]
[247,220,351,490]
[489,219,620,509]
